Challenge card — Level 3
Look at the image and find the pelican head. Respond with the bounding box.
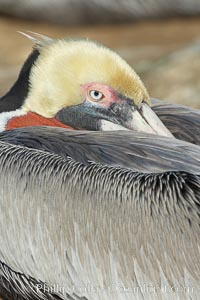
[1,32,173,137]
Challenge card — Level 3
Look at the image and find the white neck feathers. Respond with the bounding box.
[0,109,26,132]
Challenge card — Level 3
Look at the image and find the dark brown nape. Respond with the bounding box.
[0,49,40,113]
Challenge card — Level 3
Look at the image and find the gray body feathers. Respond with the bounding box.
[0,137,199,300]
[0,127,200,174]
[152,99,200,145]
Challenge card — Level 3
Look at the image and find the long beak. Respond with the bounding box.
[56,97,174,137]
[100,100,174,138]
[129,103,174,138]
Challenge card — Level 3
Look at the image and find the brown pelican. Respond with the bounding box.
[0,32,172,138]
[0,33,199,300]
[1,32,199,146]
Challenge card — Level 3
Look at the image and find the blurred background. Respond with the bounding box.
[0,0,200,108]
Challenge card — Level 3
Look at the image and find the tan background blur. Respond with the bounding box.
[0,1,200,108]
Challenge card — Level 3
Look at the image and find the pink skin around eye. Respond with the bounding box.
[81,82,122,108]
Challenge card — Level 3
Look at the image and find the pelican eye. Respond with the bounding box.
[89,90,104,101]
